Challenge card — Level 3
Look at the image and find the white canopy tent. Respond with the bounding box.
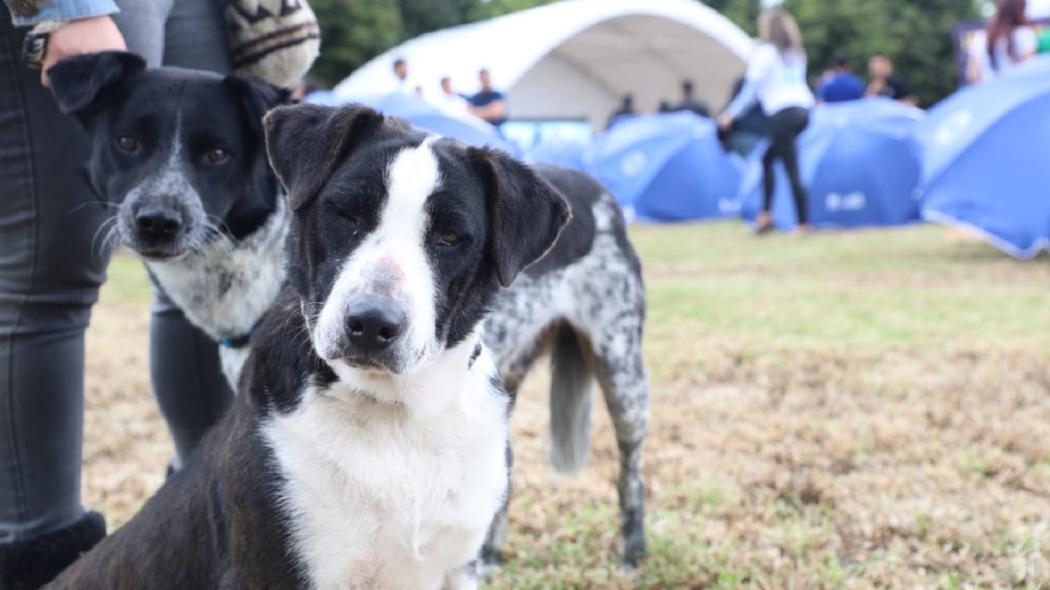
[333,0,754,128]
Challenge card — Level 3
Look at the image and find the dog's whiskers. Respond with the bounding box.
[91,215,120,259]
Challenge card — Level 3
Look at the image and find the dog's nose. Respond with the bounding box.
[134,206,183,238]
[345,296,405,353]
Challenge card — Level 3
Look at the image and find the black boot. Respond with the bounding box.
[0,511,106,590]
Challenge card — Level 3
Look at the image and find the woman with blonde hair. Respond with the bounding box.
[719,8,815,233]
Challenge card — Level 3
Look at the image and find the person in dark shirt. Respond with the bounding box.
[469,68,508,126]
[607,94,635,128]
[817,54,865,103]
[658,99,673,113]
[675,79,711,117]
[866,54,917,105]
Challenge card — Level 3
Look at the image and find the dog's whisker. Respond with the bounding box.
[91,216,120,258]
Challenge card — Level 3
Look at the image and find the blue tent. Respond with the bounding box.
[918,55,1050,258]
[525,138,591,171]
[306,92,519,155]
[739,98,924,230]
[585,112,742,222]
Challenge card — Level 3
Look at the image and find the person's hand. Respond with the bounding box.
[717,112,734,132]
[40,15,126,87]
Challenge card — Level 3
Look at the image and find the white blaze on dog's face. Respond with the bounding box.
[263,105,570,398]
[311,138,443,375]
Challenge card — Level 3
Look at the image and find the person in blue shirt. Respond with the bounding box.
[817,54,865,103]
[469,68,507,127]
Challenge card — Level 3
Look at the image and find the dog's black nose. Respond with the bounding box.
[135,206,183,239]
[345,296,405,353]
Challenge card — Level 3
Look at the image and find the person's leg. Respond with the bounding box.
[761,142,778,213]
[148,286,232,468]
[0,18,109,586]
[110,0,171,67]
[162,0,231,72]
[757,136,779,232]
[776,107,810,228]
[148,0,234,467]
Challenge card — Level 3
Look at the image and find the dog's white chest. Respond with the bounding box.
[263,380,507,590]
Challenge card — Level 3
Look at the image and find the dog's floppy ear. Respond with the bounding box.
[263,103,384,211]
[471,149,571,287]
[223,74,292,142]
[48,51,146,124]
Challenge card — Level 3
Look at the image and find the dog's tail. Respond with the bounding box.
[549,324,594,474]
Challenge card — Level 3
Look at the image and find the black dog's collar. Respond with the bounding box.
[219,318,264,349]
[220,331,253,349]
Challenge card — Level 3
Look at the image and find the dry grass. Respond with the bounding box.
[83,223,1050,589]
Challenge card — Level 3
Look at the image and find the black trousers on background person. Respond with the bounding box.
[762,106,810,225]
[1,1,232,585]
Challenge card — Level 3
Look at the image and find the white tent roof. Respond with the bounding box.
[333,0,754,127]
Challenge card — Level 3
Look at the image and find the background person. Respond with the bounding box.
[674,79,710,117]
[968,0,1037,83]
[390,56,414,94]
[0,0,241,585]
[817,54,865,103]
[866,54,917,105]
[468,67,507,127]
[606,93,635,129]
[433,75,470,115]
[718,8,814,234]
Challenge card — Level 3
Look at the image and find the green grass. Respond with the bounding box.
[630,222,1050,378]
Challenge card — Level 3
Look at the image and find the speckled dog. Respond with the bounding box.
[480,165,650,570]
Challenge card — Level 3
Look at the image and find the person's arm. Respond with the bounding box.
[469,94,507,122]
[966,41,984,84]
[477,99,506,120]
[721,46,770,124]
[1016,27,1038,62]
[5,0,126,87]
[40,15,126,86]
[5,0,117,26]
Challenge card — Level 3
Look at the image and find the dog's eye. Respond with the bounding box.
[205,147,230,165]
[115,135,139,153]
[436,232,460,247]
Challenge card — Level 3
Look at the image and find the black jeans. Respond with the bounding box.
[762,106,810,225]
[0,0,231,544]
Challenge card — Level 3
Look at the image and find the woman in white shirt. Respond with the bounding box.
[967,0,1037,83]
[719,8,815,233]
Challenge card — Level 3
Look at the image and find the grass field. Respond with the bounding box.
[82,223,1050,589]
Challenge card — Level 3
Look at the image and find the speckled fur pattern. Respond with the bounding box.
[146,199,289,385]
[482,192,650,568]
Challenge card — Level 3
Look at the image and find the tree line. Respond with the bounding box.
[308,0,981,106]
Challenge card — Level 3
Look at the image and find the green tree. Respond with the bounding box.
[703,0,761,35]
[467,0,559,21]
[398,0,477,39]
[308,0,404,86]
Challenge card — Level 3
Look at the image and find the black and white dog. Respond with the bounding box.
[49,95,572,590]
[49,52,650,569]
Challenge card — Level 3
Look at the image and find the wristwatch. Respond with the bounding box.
[22,20,66,70]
